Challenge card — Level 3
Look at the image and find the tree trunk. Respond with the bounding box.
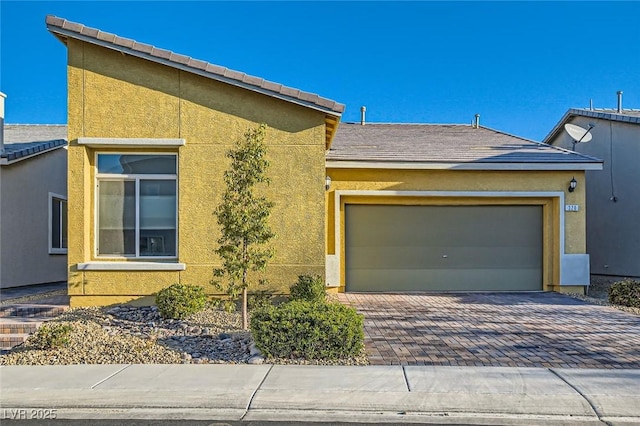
[242,287,248,330]
[242,240,248,330]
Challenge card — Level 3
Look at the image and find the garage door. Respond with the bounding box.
[345,205,542,292]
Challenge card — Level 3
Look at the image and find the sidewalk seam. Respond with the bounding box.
[240,364,273,420]
[548,368,610,426]
[90,364,132,389]
[402,366,411,391]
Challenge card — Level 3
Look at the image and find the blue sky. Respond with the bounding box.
[1,1,639,141]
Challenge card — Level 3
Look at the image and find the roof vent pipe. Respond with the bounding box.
[617,91,623,113]
[474,113,480,129]
[0,92,6,155]
[360,106,366,126]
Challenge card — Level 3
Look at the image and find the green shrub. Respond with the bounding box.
[250,300,364,360]
[608,279,640,308]
[155,283,208,319]
[29,323,73,350]
[289,274,326,303]
[248,290,275,311]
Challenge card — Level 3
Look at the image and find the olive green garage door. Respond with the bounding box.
[345,205,543,292]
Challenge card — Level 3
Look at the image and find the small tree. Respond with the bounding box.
[214,124,275,329]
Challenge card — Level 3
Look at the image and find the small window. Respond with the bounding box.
[49,193,67,254]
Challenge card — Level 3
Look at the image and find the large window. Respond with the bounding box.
[96,154,177,258]
[49,193,67,254]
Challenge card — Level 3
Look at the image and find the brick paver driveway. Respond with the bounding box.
[338,292,640,368]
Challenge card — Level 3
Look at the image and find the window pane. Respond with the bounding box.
[139,180,176,256]
[98,155,176,175]
[99,181,135,255]
[52,198,61,249]
[61,200,68,249]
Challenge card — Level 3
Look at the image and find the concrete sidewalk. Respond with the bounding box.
[1,365,638,425]
[0,282,67,303]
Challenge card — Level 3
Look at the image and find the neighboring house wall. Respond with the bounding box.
[66,39,328,306]
[547,114,639,277]
[0,148,67,288]
[325,168,588,293]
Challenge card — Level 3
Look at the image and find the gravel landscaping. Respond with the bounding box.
[2,276,636,366]
[0,301,369,366]
[568,277,640,316]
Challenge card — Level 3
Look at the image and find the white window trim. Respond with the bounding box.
[48,192,67,254]
[79,137,185,148]
[78,261,186,271]
[94,152,179,260]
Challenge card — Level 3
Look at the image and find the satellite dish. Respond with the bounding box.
[564,123,593,150]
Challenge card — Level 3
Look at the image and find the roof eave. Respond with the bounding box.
[543,110,577,145]
[325,160,603,171]
[544,108,640,145]
[0,142,67,166]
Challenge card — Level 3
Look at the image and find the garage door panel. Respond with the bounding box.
[345,204,542,292]
[349,246,542,270]
[348,268,543,292]
[349,205,540,247]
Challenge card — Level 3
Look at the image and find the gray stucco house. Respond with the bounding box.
[0,93,68,288]
[544,96,640,278]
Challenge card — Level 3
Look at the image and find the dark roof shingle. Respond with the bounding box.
[328,123,601,165]
[2,124,67,163]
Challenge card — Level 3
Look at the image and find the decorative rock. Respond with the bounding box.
[248,355,264,365]
[249,343,261,356]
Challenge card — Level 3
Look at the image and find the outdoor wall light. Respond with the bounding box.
[325,176,332,191]
[568,177,577,192]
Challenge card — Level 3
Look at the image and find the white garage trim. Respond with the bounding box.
[326,190,588,289]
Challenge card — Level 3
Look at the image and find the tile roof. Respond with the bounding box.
[327,123,602,167]
[45,15,345,117]
[543,108,640,144]
[2,124,67,163]
[584,108,640,118]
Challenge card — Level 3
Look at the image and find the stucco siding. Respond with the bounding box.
[0,148,67,288]
[549,116,639,277]
[82,43,181,139]
[67,40,327,305]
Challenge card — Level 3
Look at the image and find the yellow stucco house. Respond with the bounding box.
[47,16,602,306]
